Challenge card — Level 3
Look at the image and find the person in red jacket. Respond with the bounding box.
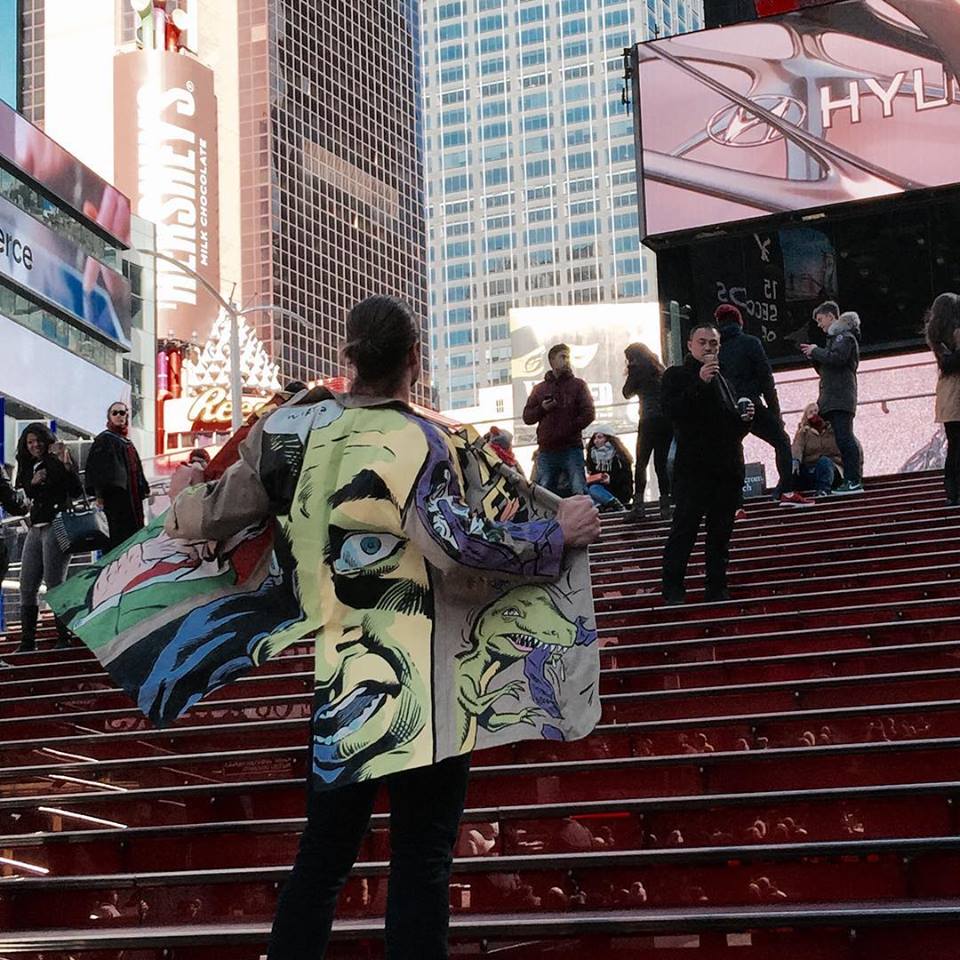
[523,344,595,496]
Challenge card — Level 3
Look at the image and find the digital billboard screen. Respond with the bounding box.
[0,98,132,247]
[635,0,960,241]
[0,192,132,349]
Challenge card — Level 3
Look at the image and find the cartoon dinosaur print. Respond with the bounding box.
[455,585,592,750]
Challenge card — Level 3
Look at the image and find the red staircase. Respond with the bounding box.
[2,470,960,958]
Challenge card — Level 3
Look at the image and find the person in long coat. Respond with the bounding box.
[85,402,149,549]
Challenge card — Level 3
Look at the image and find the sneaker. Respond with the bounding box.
[779,491,815,508]
[662,592,686,606]
[734,508,747,522]
[833,480,864,496]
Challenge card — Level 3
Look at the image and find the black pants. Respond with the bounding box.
[945,422,960,502]
[824,410,861,484]
[634,415,672,504]
[662,469,742,598]
[748,403,794,494]
[102,489,143,551]
[268,753,471,960]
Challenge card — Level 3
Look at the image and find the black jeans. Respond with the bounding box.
[748,403,794,494]
[662,469,742,598]
[268,753,472,960]
[945,422,960,502]
[634,415,673,503]
[824,410,861,484]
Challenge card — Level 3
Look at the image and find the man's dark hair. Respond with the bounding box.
[283,380,308,394]
[688,322,720,340]
[813,300,840,320]
[342,296,419,393]
[547,343,570,363]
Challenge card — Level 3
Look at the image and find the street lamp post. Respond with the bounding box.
[133,249,301,431]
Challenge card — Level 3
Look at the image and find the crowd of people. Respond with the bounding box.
[0,287,959,960]
[0,404,150,657]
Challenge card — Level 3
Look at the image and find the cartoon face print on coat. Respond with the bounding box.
[455,584,596,751]
[283,405,434,787]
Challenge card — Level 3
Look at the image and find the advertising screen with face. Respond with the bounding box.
[0,98,132,247]
[635,0,960,241]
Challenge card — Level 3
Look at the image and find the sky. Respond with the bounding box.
[0,0,16,108]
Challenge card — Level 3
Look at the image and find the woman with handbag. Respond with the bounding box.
[14,423,82,652]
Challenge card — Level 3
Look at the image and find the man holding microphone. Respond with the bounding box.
[661,322,755,605]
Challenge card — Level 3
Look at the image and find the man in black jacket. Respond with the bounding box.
[715,304,813,508]
[661,323,755,604]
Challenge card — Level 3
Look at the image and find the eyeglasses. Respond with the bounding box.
[110,410,129,418]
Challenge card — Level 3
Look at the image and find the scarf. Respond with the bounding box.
[591,441,616,472]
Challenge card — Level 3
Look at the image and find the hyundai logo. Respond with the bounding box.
[706,95,807,147]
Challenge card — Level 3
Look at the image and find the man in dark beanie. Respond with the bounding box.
[715,304,813,508]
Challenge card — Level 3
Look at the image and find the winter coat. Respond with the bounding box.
[585,444,633,504]
[15,453,82,525]
[86,431,149,500]
[809,313,861,415]
[718,323,781,416]
[661,354,750,478]
[792,423,842,468]
[522,370,595,452]
[934,347,960,424]
[154,389,600,791]
[622,365,663,421]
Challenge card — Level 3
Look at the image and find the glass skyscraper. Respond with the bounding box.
[238,0,431,400]
[421,0,702,410]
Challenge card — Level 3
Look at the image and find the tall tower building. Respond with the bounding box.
[421,0,702,411]
[17,0,431,404]
[238,0,430,398]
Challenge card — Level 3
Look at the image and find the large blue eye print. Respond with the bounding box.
[333,533,404,575]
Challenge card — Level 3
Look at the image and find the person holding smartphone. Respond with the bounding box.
[660,323,754,605]
[13,423,82,652]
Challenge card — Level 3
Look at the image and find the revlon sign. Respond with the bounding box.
[114,50,220,343]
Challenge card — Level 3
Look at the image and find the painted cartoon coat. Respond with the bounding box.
[48,390,600,791]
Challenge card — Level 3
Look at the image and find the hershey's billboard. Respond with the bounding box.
[635,0,960,241]
[114,50,220,344]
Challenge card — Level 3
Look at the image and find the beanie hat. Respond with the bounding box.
[714,303,742,326]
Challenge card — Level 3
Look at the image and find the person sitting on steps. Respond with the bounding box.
[791,402,842,497]
[584,427,633,512]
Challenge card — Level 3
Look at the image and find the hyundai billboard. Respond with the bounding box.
[634,0,960,241]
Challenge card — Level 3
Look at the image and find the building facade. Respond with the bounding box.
[421,0,702,411]
[0,101,155,461]
[16,0,431,406]
[237,0,430,400]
